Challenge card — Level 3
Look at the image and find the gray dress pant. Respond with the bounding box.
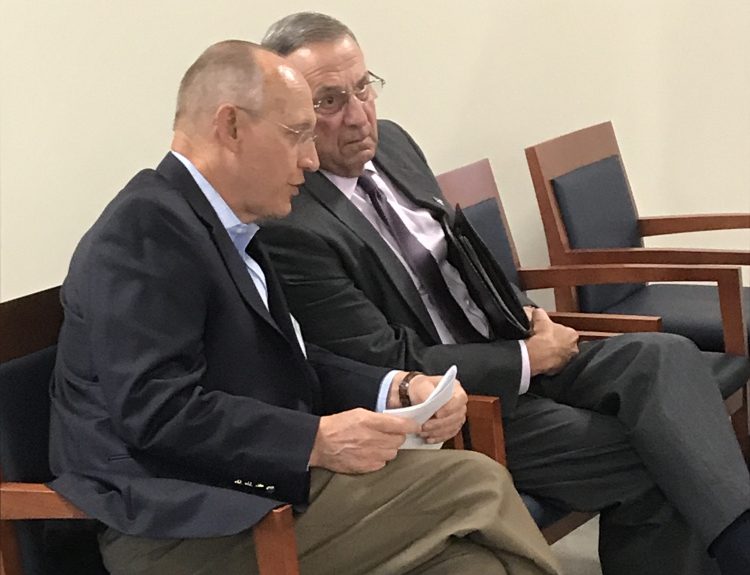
[504,332,750,575]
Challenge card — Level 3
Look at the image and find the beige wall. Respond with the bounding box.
[1,0,748,303]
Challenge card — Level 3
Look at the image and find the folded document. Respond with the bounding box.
[384,365,457,450]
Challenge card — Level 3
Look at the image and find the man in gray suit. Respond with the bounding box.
[49,39,561,575]
[259,12,750,575]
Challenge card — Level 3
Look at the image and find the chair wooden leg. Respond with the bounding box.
[731,385,750,461]
[0,520,24,575]
[253,505,299,575]
[541,511,597,544]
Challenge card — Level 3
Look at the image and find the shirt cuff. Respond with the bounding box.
[518,340,531,395]
[376,370,399,412]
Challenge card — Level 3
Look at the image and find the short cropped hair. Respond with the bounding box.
[174,40,264,128]
[262,12,357,56]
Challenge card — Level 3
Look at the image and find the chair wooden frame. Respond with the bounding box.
[524,123,749,451]
[0,287,513,572]
[524,121,750,311]
[436,159,664,340]
[436,158,750,541]
[0,287,299,575]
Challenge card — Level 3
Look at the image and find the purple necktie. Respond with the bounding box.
[358,173,481,343]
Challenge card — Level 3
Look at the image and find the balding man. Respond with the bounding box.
[48,41,560,575]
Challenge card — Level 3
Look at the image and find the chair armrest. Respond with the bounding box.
[562,247,750,266]
[253,505,299,575]
[519,264,748,356]
[548,311,662,333]
[465,395,505,466]
[0,482,87,520]
[638,213,750,236]
[1,482,300,575]
[575,331,623,341]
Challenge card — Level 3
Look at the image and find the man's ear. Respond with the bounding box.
[215,104,241,151]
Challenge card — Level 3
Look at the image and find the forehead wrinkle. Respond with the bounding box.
[288,39,367,86]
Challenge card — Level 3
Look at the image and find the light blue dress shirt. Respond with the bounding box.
[170,151,396,411]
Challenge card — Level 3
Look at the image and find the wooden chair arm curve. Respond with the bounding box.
[520,264,747,356]
[562,247,750,266]
[548,311,662,333]
[253,504,299,575]
[0,482,87,520]
[466,395,505,466]
[638,213,750,236]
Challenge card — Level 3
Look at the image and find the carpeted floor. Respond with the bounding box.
[550,516,602,575]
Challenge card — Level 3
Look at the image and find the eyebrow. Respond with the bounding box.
[288,119,316,132]
[313,72,371,97]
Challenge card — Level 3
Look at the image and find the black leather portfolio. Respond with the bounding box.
[441,206,532,340]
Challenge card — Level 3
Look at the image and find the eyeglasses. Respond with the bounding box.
[313,71,385,116]
[234,105,318,145]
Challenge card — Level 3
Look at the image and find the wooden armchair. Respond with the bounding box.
[524,121,750,352]
[0,287,512,573]
[436,158,750,540]
[0,287,300,575]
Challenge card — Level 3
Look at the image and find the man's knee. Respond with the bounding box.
[616,331,698,358]
[438,450,512,493]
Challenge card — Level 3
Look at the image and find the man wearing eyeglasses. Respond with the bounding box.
[259,12,750,575]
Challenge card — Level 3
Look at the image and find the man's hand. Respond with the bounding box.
[309,409,419,474]
[410,375,468,444]
[525,308,579,376]
[524,305,535,323]
[387,372,468,445]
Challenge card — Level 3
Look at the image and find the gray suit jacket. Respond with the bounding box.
[261,120,534,415]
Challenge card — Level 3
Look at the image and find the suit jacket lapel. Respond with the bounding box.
[374,141,453,219]
[155,154,289,343]
[303,170,441,343]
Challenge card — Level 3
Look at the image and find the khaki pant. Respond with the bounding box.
[99,450,560,575]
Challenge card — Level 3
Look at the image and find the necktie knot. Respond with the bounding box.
[245,235,261,258]
[357,173,383,202]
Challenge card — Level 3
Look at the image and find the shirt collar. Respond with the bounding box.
[170,150,259,254]
[321,160,378,199]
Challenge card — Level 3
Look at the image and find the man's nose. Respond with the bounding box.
[341,95,369,127]
[299,139,320,172]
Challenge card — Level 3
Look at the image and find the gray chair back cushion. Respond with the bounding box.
[552,155,644,312]
[462,198,521,287]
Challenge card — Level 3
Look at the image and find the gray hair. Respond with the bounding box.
[174,40,264,128]
[261,12,357,56]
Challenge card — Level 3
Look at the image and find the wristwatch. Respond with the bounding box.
[399,371,420,407]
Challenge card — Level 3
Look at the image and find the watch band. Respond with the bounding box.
[399,371,420,407]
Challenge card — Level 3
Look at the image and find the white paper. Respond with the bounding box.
[384,365,457,450]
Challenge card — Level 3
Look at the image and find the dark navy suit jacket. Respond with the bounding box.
[49,153,388,538]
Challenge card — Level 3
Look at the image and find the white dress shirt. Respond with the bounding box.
[322,161,530,395]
